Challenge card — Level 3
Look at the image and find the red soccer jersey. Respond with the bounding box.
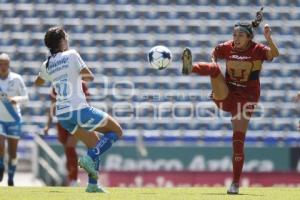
[212,40,270,101]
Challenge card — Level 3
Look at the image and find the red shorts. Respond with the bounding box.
[212,90,258,117]
[57,123,71,145]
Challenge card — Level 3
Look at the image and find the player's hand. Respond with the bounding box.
[295,92,300,102]
[7,97,17,104]
[264,24,272,40]
[43,125,50,135]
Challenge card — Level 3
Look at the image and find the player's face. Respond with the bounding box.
[0,59,9,77]
[61,33,69,51]
[233,30,251,50]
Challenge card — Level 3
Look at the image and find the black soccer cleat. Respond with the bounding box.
[182,47,193,75]
[8,178,14,186]
[0,167,4,182]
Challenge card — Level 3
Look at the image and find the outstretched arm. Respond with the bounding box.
[9,76,29,104]
[44,101,55,135]
[264,24,280,60]
[80,67,94,82]
[35,76,46,86]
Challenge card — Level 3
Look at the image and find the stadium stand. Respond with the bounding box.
[0,0,299,146]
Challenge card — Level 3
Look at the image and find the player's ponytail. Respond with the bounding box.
[234,7,264,39]
[251,7,264,29]
[45,56,51,69]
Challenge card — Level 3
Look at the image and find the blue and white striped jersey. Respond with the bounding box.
[0,72,28,123]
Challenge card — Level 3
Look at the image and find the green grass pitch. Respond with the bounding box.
[0,187,299,200]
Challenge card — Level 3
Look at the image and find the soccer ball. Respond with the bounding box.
[148,45,172,70]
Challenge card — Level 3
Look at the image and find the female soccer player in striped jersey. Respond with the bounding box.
[182,10,279,194]
[35,26,123,193]
[0,53,28,186]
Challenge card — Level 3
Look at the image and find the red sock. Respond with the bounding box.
[232,131,246,185]
[65,147,78,182]
[192,62,221,78]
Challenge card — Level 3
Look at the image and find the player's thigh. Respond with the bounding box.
[58,123,77,148]
[210,74,229,101]
[7,138,19,158]
[6,122,21,157]
[94,115,123,138]
[65,135,77,148]
[78,107,107,131]
[231,113,250,133]
[57,123,70,145]
[57,112,78,135]
[0,135,5,156]
[78,107,123,137]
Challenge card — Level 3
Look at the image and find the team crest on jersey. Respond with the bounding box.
[227,60,253,82]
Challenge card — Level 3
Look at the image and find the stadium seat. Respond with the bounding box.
[0,1,299,145]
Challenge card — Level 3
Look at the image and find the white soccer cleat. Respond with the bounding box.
[227,183,239,195]
[78,156,98,180]
[85,183,108,193]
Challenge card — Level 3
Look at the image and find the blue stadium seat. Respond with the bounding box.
[0,1,298,145]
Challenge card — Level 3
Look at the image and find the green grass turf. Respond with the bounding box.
[0,187,299,200]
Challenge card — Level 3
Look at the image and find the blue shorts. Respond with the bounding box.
[0,121,21,139]
[57,106,108,134]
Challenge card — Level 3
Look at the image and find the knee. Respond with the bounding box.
[115,124,123,138]
[209,63,221,78]
[9,158,18,165]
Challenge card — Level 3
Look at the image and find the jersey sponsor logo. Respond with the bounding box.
[47,57,69,75]
[229,55,252,60]
[47,56,69,70]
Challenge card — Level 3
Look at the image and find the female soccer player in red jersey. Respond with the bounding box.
[182,11,279,194]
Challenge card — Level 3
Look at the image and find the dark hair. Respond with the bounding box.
[234,22,254,38]
[234,7,263,38]
[44,26,67,68]
[252,7,264,28]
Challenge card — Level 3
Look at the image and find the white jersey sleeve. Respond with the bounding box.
[70,50,87,71]
[16,75,28,97]
[0,72,28,122]
[15,75,28,104]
